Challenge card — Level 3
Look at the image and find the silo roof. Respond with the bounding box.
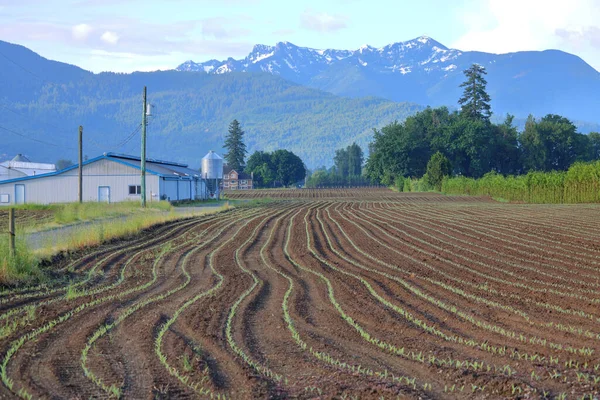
[203,151,223,160]
[11,154,31,162]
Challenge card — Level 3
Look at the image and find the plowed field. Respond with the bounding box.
[1,189,599,399]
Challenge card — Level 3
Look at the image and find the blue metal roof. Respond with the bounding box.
[0,153,200,185]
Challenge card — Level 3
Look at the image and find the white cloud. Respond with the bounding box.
[100,31,119,45]
[452,0,600,70]
[72,23,92,41]
[300,9,348,33]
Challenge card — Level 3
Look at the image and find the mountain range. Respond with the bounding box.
[178,36,600,124]
[0,37,599,169]
[0,40,421,168]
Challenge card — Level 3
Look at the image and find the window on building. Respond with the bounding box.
[129,185,142,195]
[0,194,9,203]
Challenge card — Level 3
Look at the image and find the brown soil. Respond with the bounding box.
[0,189,598,399]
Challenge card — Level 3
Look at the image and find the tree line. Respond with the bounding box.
[306,142,373,188]
[365,64,600,188]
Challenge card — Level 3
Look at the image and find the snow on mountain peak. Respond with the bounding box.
[175,36,461,77]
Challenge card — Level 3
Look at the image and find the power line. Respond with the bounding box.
[114,124,142,150]
[0,102,68,133]
[0,49,52,85]
[0,124,76,150]
[0,103,144,152]
[0,48,154,155]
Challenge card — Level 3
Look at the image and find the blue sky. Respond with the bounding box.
[0,0,599,72]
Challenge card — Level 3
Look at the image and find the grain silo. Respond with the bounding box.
[202,151,223,198]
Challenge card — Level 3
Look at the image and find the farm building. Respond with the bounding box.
[221,165,254,190]
[0,153,207,206]
[0,154,56,182]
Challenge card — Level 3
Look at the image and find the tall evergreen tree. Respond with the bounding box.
[223,119,247,171]
[347,142,364,176]
[458,64,492,122]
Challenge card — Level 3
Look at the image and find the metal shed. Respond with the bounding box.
[0,153,207,206]
[0,154,57,182]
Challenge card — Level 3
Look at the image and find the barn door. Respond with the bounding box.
[14,184,25,204]
[98,186,110,203]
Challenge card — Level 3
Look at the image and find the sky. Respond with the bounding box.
[0,0,599,73]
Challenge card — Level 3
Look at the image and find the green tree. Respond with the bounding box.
[587,132,600,160]
[333,148,349,177]
[520,115,545,171]
[245,151,275,188]
[520,114,585,172]
[271,149,306,186]
[491,114,520,174]
[223,119,247,171]
[425,151,452,190]
[347,142,364,176]
[55,159,74,170]
[458,64,492,122]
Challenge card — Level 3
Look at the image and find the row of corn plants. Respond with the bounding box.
[364,204,600,325]
[0,217,215,346]
[441,161,600,204]
[392,202,600,273]
[0,215,224,345]
[312,205,532,394]
[82,207,270,398]
[357,204,600,348]
[364,204,600,305]
[331,205,600,379]
[0,216,205,307]
[224,206,296,384]
[277,207,424,393]
[358,204,600,308]
[337,205,597,358]
[153,207,280,399]
[340,206,600,384]
[301,204,443,394]
[0,207,260,399]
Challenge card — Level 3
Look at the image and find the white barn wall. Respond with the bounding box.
[0,160,160,206]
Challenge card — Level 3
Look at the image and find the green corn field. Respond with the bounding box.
[441,161,600,204]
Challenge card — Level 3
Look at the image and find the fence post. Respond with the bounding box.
[8,208,15,258]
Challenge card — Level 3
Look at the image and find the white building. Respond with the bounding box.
[0,153,207,206]
[0,154,56,182]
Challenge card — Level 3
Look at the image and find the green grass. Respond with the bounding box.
[0,235,43,285]
[36,204,231,258]
[53,201,172,225]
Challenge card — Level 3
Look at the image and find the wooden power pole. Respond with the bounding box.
[141,86,147,208]
[78,126,83,203]
[8,208,15,257]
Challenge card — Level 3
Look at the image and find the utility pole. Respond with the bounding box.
[8,208,15,258]
[141,86,147,208]
[78,126,83,203]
